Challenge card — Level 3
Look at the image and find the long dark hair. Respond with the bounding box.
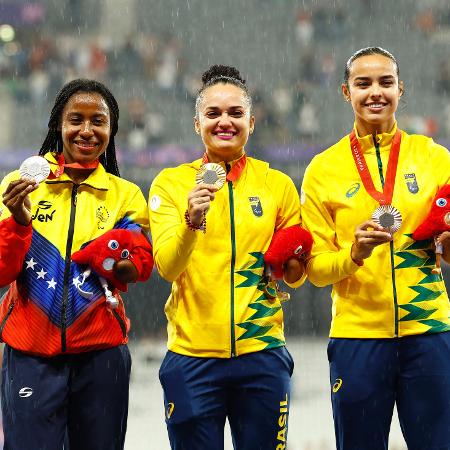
[39,79,121,176]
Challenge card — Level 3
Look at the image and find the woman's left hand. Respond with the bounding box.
[283,257,305,284]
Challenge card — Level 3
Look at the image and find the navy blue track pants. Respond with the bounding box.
[1,344,131,450]
[159,347,294,450]
[328,332,450,450]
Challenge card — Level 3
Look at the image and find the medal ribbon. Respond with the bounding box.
[349,130,401,205]
[202,153,247,182]
[48,154,99,178]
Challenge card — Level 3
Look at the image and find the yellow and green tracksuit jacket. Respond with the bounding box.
[0,152,150,356]
[301,124,450,338]
[148,155,304,358]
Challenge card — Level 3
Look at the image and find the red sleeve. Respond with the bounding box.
[0,216,32,287]
[129,231,154,282]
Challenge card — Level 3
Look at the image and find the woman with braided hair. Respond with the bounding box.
[0,79,153,449]
[149,65,312,449]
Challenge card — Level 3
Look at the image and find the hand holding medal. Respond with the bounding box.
[185,163,226,232]
[1,156,50,226]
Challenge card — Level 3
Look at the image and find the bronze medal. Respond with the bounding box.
[196,163,226,190]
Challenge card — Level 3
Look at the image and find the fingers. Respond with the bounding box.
[2,179,37,208]
[2,179,38,226]
[187,184,217,227]
[352,220,393,261]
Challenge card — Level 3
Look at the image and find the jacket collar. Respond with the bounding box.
[201,153,247,182]
[44,152,109,190]
[353,122,398,153]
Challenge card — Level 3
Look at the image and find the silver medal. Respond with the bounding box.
[372,205,402,233]
[19,156,50,183]
[196,163,226,190]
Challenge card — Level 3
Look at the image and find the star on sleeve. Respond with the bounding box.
[46,278,57,289]
[26,258,37,270]
[36,268,47,279]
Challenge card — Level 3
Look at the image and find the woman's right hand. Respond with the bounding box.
[351,220,393,262]
[187,183,217,226]
[2,179,38,226]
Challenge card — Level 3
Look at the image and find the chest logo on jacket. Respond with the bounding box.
[346,183,361,198]
[96,206,110,229]
[404,173,419,194]
[31,200,55,222]
[249,197,263,217]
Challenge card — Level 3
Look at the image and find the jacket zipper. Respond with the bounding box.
[61,184,79,352]
[375,140,399,336]
[226,164,237,357]
[111,308,127,338]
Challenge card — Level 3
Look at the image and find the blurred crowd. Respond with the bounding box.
[0,0,448,160]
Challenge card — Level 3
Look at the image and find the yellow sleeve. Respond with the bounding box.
[301,157,360,287]
[148,169,198,282]
[431,141,450,187]
[273,171,307,288]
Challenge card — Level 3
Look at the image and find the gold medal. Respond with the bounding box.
[371,205,402,233]
[196,163,226,190]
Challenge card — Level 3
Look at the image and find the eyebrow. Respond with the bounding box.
[204,106,245,111]
[67,111,109,117]
[353,75,396,81]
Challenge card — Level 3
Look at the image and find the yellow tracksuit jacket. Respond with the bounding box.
[301,124,450,338]
[149,155,303,357]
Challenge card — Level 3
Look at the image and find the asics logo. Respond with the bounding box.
[166,402,175,419]
[346,183,360,198]
[19,387,33,398]
[332,378,343,393]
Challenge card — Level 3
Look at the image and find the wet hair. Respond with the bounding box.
[344,47,399,86]
[195,65,252,117]
[39,79,121,177]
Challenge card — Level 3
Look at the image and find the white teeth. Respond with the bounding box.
[367,103,384,107]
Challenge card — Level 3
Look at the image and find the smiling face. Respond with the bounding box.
[194,83,255,163]
[342,54,403,136]
[61,91,111,165]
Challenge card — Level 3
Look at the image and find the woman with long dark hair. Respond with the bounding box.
[0,79,153,449]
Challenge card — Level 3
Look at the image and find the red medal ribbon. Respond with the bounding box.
[48,154,99,179]
[349,130,402,205]
[201,153,247,182]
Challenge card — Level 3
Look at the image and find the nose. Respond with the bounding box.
[217,113,232,128]
[369,83,382,98]
[79,121,94,137]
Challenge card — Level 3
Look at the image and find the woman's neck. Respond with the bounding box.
[65,167,94,184]
[355,117,395,138]
[206,149,244,164]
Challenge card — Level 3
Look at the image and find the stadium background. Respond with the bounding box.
[0,0,449,448]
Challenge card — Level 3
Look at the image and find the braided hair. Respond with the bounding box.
[39,79,121,177]
[195,65,252,118]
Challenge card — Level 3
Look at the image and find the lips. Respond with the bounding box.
[74,141,99,151]
[365,103,387,111]
[215,131,236,140]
